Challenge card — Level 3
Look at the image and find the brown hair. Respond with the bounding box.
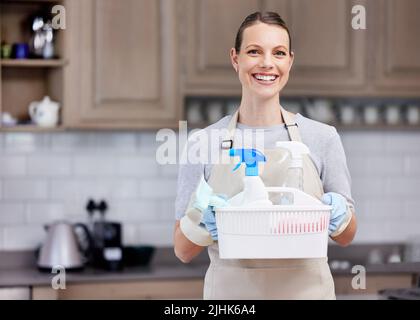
[234,12,292,54]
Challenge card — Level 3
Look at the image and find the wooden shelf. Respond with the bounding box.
[0,59,67,68]
[0,125,66,132]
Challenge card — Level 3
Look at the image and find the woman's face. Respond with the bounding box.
[231,22,294,99]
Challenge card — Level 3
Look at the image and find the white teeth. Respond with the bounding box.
[254,74,276,81]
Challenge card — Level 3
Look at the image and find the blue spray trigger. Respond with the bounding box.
[229,148,266,176]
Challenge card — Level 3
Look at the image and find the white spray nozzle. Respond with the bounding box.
[276,141,310,168]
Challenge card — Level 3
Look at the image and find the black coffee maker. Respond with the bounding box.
[85,200,123,271]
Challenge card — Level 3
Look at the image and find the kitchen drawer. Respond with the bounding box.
[32,279,204,300]
[0,287,31,300]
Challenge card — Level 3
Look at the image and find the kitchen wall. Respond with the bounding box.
[0,129,420,250]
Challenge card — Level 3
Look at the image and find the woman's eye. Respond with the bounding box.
[275,50,287,56]
[247,49,259,55]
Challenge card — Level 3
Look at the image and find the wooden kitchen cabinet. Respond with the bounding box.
[371,0,420,96]
[64,0,182,129]
[182,0,420,98]
[0,0,67,132]
[32,279,204,300]
[181,0,261,96]
[266,0,368,96]
[182,0,368,97]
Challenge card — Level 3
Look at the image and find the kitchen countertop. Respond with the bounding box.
[1,245,420,288]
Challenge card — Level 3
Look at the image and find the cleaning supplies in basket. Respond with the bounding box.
[228,148,272,207]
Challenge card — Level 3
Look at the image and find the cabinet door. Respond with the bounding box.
[266,0,368,95]
[183,0,261,96]
[64,0,181,129]
[372,0,420,94]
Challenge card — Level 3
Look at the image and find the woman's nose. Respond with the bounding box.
[259,54,274,69]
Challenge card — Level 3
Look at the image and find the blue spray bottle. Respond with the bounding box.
[229,148,272,206]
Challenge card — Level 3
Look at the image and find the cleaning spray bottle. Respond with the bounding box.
[275,141,310,204]
[229,148,272,207]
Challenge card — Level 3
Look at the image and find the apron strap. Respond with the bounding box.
[220,106,302,149]
[280,106,302,142]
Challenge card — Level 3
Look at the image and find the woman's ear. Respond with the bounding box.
[288,51,295,72]
[230,48,239,72]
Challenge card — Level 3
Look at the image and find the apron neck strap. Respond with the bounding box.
[220,106,302,150]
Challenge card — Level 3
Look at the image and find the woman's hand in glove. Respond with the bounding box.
[321,192,349,236]
[201,195,228,241]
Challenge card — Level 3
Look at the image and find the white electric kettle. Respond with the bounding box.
[29,96,61,127]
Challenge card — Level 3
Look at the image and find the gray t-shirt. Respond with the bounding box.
[175,113,354,220]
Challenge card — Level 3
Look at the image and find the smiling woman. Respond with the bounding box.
[174,11,356,300]
[230,16,293,107]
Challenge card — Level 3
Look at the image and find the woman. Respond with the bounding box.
[174,12,357,299]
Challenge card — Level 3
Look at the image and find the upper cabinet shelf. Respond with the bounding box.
[1,59,68,67]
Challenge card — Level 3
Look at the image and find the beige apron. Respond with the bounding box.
[192,107,335,300]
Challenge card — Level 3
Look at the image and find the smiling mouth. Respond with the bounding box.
[252,73,279,84]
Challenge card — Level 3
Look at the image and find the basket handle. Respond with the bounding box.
[265,187,323,206]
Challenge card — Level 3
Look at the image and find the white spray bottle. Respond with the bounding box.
[229,148,272,207]
[275,141,310,204]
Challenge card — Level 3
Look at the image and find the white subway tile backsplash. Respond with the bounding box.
[0,156,26,176]
[0,203,26,225]
[404,156,420,175]
[27,155,71,176]
[25,202,66,224]
[2,225,44,250]
[49,179,80,199]
[139,179,177,199]
[403,200,420,221]
[1,130,420,250]
[111,179,141,199]
[348,156,404,177]
[385,133,420,154]
[111,200,157,222]
[96,133,138,153]
[116,157,159,177]
[367,199,403,220]
[73,156,116,176]
[50,133,98,152]
[158,201,176,222]
[352,177,386,199]
[125,222,173,246]
[159,164,178,177]
[385,178,420,196]
[3,179,48,200]
[341,132,385,154]
[138,131,159,155]
[3,133,50,153]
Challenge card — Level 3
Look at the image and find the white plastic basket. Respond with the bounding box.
[215,187,331,259]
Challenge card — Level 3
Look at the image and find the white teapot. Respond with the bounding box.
[29,96,61,127]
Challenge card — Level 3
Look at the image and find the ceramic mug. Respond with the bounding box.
[13,43,29,59]
[385,104,400,125]
[363,104,380,125]
[339,104,356,125]
[406,104,420,125]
